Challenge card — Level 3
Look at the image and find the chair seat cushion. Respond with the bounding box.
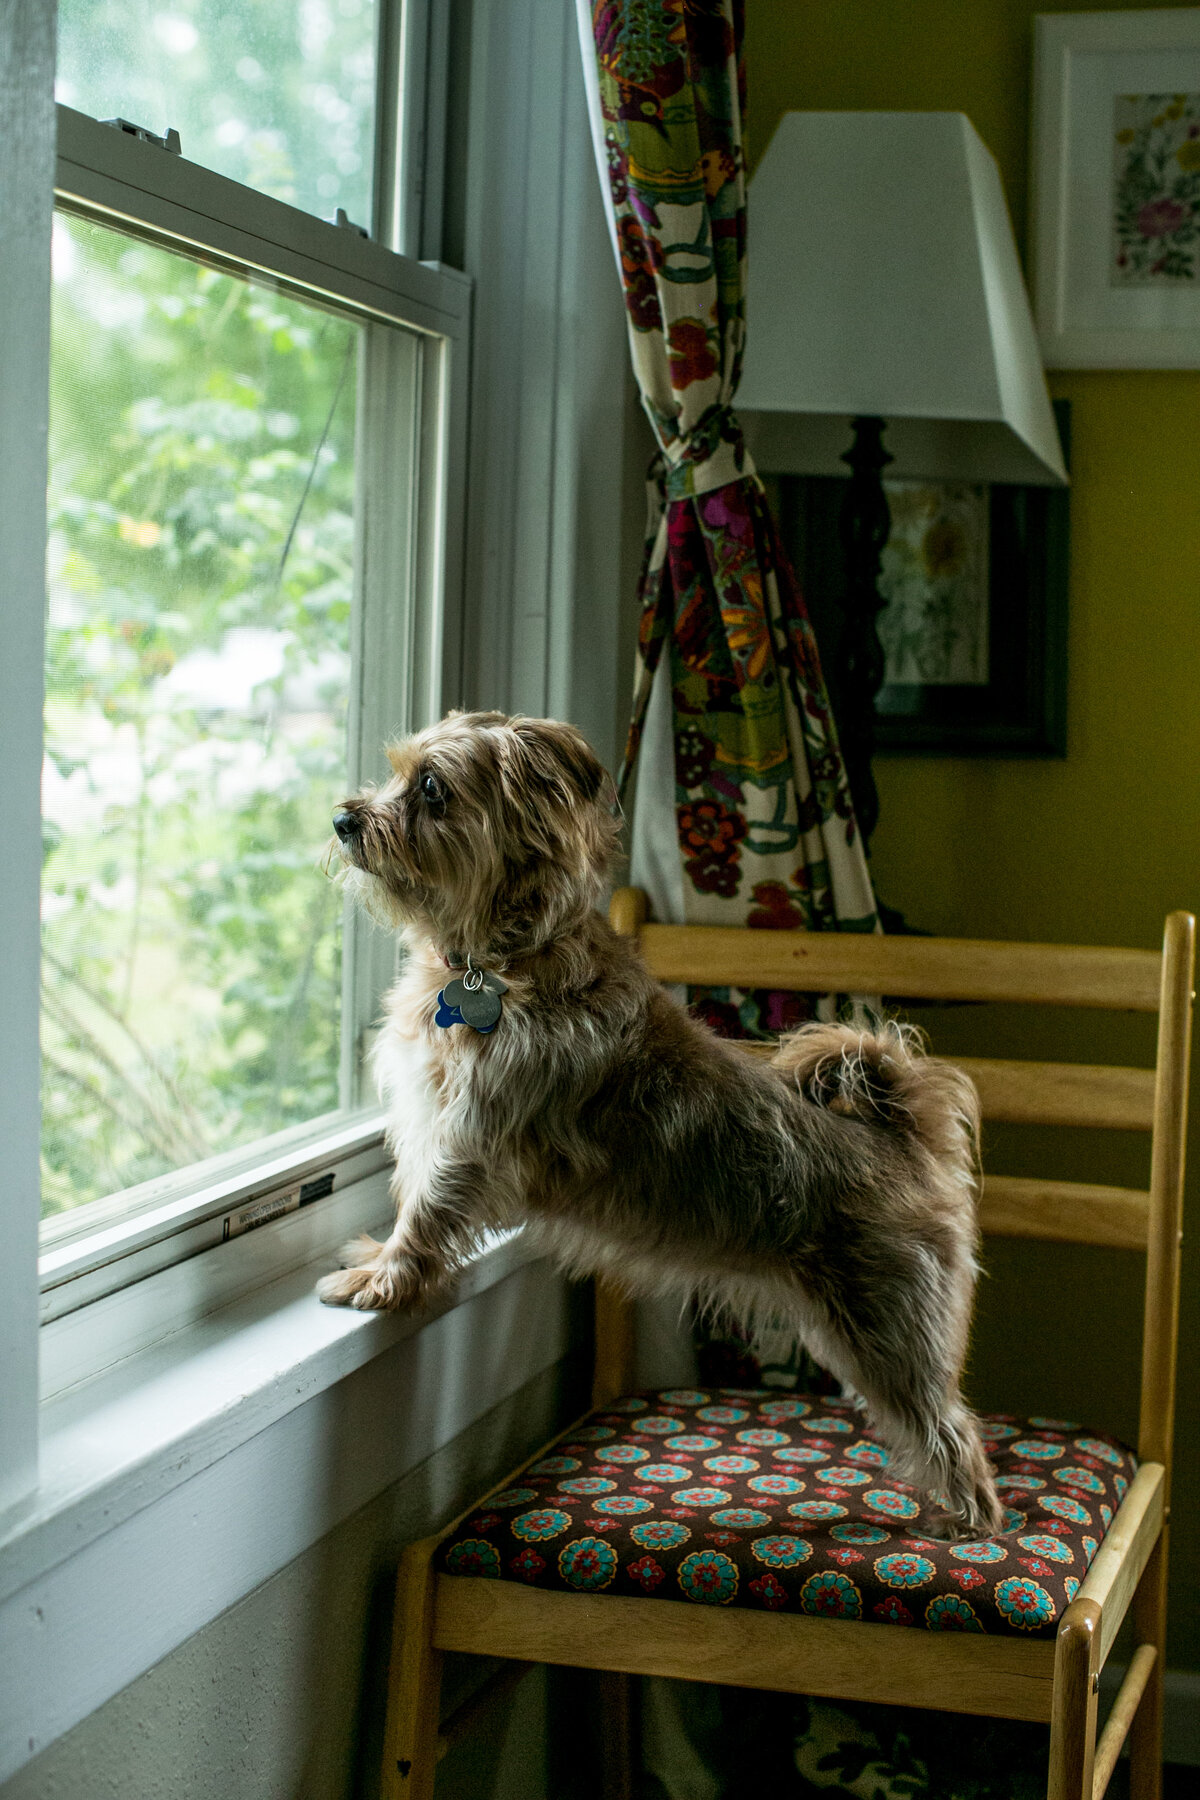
[436,1389,1136,1638]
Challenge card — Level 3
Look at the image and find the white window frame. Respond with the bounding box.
[0,0,55,1520]
[7,15,471,1428]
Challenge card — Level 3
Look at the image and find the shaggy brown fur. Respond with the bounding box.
[319,710,1002,1537]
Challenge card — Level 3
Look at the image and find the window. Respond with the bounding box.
[43,218,358,1215]
[35,2,468,1338]
[56,0,379,227]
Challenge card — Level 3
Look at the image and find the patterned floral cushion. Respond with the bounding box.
[436,1389,1136,1638]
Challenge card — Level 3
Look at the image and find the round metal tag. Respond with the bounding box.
[458,986,502,1029]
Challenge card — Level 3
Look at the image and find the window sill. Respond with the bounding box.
[0,1227,568,1781]
[38,1131,396,1398]
[2,1225,540,1603]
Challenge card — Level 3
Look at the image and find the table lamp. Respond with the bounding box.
[738,111,1067,848]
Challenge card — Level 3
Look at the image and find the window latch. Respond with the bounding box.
[334,206,369,239]
[102,118,182,155]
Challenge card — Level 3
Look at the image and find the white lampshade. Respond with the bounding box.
[738,112,1068,487]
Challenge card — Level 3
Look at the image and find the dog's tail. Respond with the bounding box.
[773,1018,981,1172]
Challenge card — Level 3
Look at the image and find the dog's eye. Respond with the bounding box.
[419,772,447,812]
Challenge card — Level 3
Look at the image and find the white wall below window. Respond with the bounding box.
[0,1357,582,1800]
[0,1248,581,1787]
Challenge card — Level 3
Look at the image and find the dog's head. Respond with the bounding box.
[328,711,619,958]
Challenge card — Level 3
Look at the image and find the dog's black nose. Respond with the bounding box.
[332,809,360,841]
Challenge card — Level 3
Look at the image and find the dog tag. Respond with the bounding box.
[435,991,464,1030]
[458,985,502,1029]
[438,963,507,1034]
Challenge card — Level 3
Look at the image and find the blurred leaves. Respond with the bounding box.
[42,216,357,1213]
[56,0,377,226]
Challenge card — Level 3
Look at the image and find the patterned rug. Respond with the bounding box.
[789,1695,1050,1798]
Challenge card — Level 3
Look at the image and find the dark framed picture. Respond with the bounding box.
[769,401,1070,755]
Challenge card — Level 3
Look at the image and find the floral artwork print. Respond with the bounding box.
[877,482,989,686]
[582,0,877,1040]
[1113,93,1200,284]
[438,1389,1136,1638]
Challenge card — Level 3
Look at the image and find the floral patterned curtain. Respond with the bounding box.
[579,0,877,1032]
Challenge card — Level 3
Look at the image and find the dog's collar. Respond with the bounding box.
[435,953,508,1035]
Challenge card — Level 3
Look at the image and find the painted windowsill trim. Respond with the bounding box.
[0,1236,572,1785]
[0,1225,541,1608]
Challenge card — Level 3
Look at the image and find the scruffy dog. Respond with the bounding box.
[320,710,1001,1537]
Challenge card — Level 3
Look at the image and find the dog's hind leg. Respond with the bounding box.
[868,1382,1003,1541]
[798,1298,1003,1540]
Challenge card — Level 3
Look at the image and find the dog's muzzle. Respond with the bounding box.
[332,809,360,843]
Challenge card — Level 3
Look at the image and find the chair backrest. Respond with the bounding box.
[603,886,1195,1482]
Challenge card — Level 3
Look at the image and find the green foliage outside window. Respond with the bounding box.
[56,0,378,228]
[43,215,360,1214]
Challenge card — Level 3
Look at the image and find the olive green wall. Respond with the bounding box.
[745,1,1200,1669]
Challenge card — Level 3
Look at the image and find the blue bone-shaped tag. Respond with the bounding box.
[435,964,507,1034]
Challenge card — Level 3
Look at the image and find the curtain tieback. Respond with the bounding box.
[653,406,757,503]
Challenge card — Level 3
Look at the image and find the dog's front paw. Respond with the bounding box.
[316,1243,431,1312]
[317,1264,377,1308]
[317,1236,385,1308]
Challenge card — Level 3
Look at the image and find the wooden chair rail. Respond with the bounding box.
[636,921,1163,1013]
[436,1661,534,1764]
[432,1577,1058,1723]
[382,1540,442,1800]
[1139,909,1195,1471]
[942,1058,1154,1131]
[980,1175,1149,1250]
[1077,1462,1166,1668]
[1092,1646,1156,1800]
[1049,1599,1101,1800]
[738,1044,1153,1246]
[593,1281,637,1409]
[739,1044,1156,1132]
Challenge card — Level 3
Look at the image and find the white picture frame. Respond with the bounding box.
[1033,8,1200,367]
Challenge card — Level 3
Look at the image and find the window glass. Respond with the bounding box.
[43,214,363,1215]
[56,1,378,227]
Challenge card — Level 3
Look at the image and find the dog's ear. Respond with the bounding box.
[512,718,609,807]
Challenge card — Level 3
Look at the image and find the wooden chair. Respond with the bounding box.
[379,889,1194,1800]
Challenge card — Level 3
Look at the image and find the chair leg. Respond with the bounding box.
[380,1537,445,1800]
[1048,1598,1101,1800]
[597,1669,638,1800]
[1129,1533,1168,1800]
